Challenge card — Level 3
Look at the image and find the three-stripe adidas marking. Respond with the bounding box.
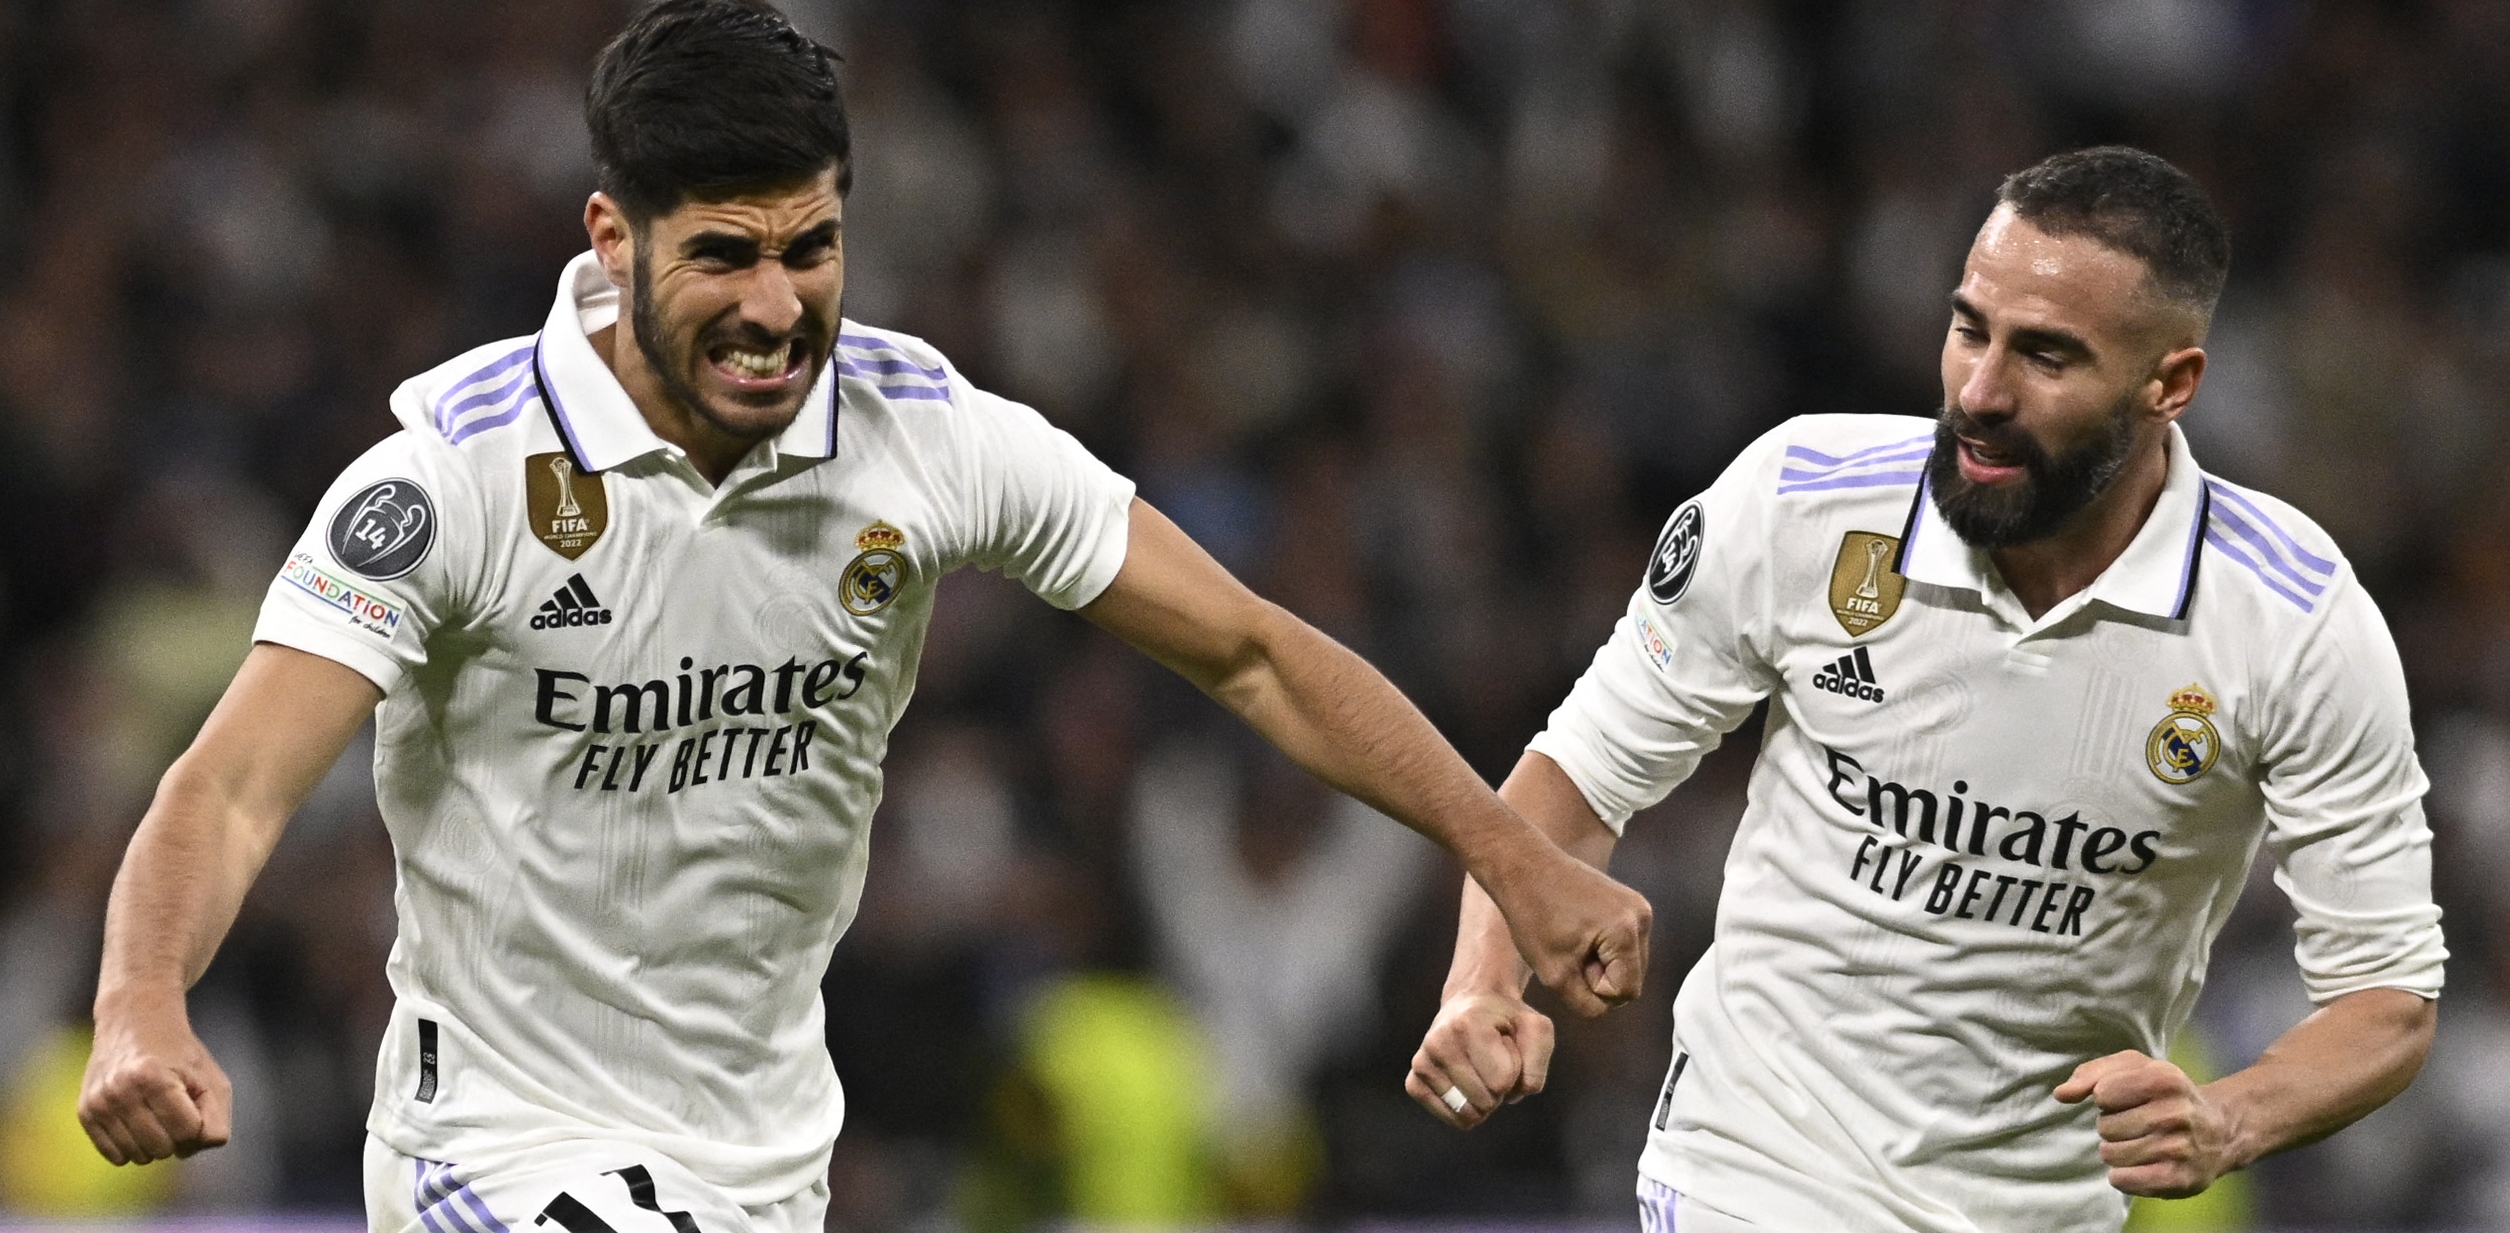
[1811,645,1885,703]
[530,574,614,630]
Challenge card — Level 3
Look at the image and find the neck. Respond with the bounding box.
[1987,427,2174,620]
[589,323,757,485]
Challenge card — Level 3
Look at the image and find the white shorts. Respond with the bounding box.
[363,1134,828,1233]
[1639,1176,1758,1233]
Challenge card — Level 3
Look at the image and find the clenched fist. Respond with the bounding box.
[79,994,232,1166]
[1406,992,1556,1129]
[2054,1049,2236,1198]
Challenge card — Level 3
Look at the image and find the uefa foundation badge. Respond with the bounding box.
[2146,684,2221,784]
[842,521,907,615]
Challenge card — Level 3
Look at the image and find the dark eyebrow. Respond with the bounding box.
[787,219,840,249]
[681,229,759,259]
[1948,292,2093,361]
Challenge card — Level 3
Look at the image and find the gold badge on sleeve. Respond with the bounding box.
[2146,684,2221,784]
[1828,531,1906,636]
[525,452,608,560]
[842,521,908,615]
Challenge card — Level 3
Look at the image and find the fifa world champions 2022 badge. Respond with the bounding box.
[1827,531,1906,636]
[526,452,609,560]
[329,479,436,580]
[2147,684,2221,784]
[842,521,908,615]
[1648,501,1705,605]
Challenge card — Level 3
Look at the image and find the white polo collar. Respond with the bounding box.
[1893,422,2208,622]
[533,251,839,474]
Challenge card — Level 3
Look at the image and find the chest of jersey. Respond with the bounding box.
[1757,563,2262,949]
[449,450,936,803]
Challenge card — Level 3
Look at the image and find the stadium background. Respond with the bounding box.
[0,0,2506,1228]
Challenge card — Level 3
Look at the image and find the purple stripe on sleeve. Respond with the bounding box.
[435,366,536,434]
[2207,502,2327,597]
[1777,469,1925,494]
[446,394,533,444]
[2205,481,2335,575]
[417,1207,459,1233]
[1782,441,1933,472]
[838,334,950,381]
[1781,434,1934,469]
[877,383,952,401]
[443,346,534,402]
[2205,528,2316,612]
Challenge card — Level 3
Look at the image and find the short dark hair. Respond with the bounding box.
[586,0,851,221]
[1997,146,2230,322]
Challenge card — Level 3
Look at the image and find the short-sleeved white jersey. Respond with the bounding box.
[1530,414,2444,1233]
[254,253,1135,1205]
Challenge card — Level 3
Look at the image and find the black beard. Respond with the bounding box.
[628,245,830,443]
[1925,395,2136,548]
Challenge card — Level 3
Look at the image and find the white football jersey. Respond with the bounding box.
[1530,414,2445,1233]
[254,253,1135,1204]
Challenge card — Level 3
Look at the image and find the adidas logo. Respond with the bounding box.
[530,574,614,630]
[1811,646,1885,703]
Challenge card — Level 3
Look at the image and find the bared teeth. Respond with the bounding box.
[719,342,788,378]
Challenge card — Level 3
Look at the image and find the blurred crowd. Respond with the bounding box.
[1,0,2508,1227]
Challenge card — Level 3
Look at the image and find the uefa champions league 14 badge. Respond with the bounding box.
[2146,684,2221,784]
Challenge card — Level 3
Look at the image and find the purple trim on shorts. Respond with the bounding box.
[1638,1176,1680,1233]
[414,1158,512,1233]
[1777,468,1924,494]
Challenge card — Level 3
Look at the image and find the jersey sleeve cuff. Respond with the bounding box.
[1040,476,1137,611]
[1525,730,1639,837]
[251,615,407,694]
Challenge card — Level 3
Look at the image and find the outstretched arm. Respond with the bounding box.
[81,643,380,1165]
[2055,986,2434,1198]
[1082,499,1651,1017]
[1408,750,1620,1127]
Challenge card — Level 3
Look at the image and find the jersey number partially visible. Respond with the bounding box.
[533,1165,702,1233]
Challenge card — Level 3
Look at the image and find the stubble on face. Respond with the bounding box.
[628,240,838,445]
[1925,390,2139,548]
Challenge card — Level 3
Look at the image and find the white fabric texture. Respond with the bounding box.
[1532,413,2444,1232]
[261,252,1136,1207]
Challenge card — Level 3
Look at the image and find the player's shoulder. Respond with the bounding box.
[1760,414,1936,493]
[2196,470,2352,620]
[833,319,958,415]
[384,334,561,468]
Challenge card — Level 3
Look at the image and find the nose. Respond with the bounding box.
[738,262,805,336]
[1955,347,2018,422]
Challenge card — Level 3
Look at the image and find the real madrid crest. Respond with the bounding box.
[1827,531,1906,636]
[525,452,608,560]
[2146,683,2221,785]
[842,521,908,615]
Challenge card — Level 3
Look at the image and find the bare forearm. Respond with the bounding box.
[2205,987,2434,1169]
[97,765,287,1008]
[1447,752,1620,998]
[1205,604,1545,882]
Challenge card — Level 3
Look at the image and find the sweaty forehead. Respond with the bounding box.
[1960,207,2153,338]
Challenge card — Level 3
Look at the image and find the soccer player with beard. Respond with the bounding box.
[1409,146,2444,1232]
[71,2,1653,1228]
